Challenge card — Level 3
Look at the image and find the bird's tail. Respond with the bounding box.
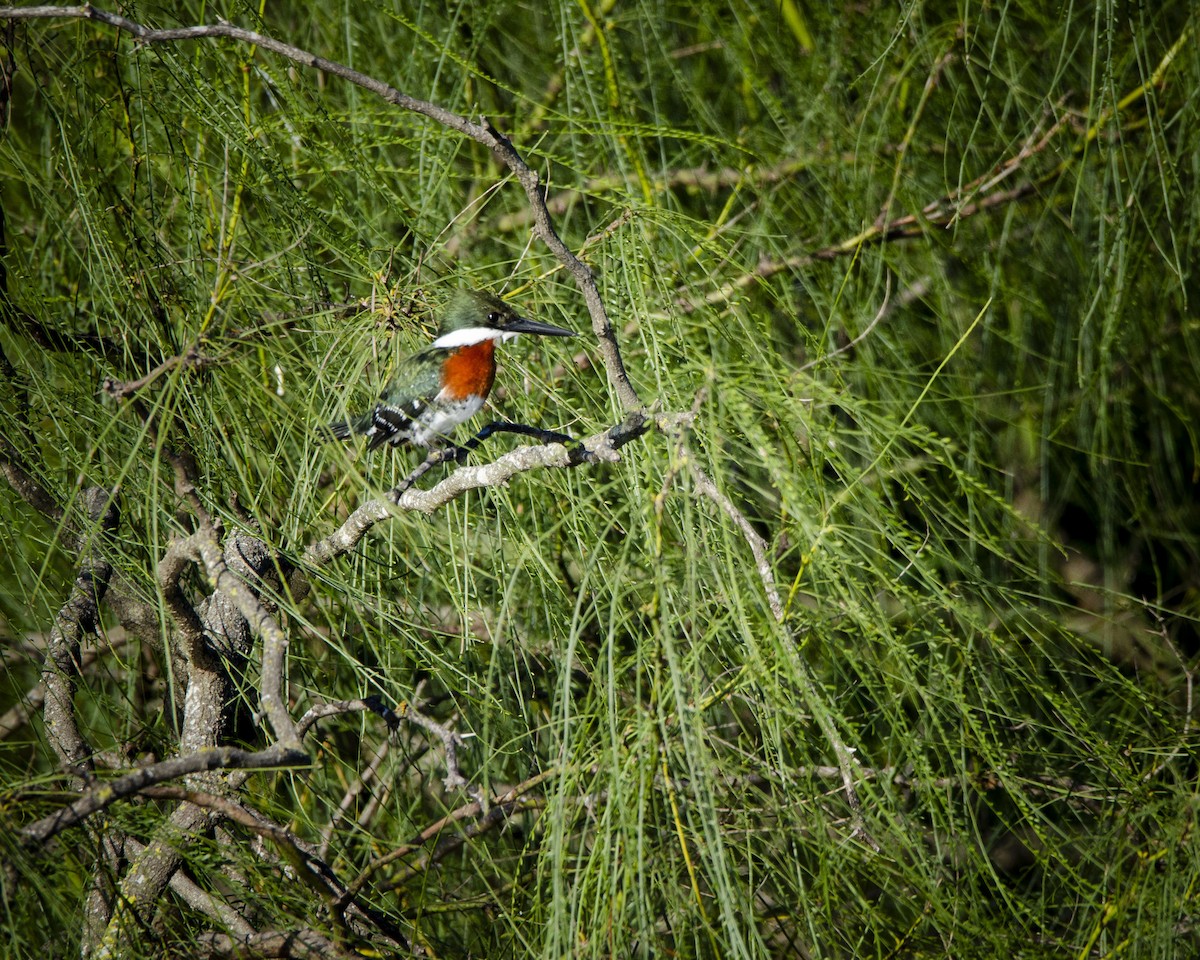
[325,413,371,442]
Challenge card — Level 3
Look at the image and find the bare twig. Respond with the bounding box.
[296,697,397,740]
[0,437,63,521]
[1143,617,1195,782]
[686,27,1191,312]
[399,699,472,793]
[157,532,212,665]
[687,179,1039,310]
[398,448,447,494]
[771,764,1119,806]
[688,464,784,622]
[873,47,957,230]
[0,684,43,740]
[388,794,546,891]
[794,273,895,374]
[123,837,257,939]
[101,343,213,399]
[682,459,873,840]
[137,785,296,842]
[0,631,136,740]
[136,791,409,951]
[21,744,307,845]
[339,767,559,905]
[318,739,391,862]
[665,433,873,841]
[138,785,344,932]
[493,162,805,234]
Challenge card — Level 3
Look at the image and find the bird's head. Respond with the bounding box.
[432,290,577,348]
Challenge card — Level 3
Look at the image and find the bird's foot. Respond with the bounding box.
[448,422,575,464]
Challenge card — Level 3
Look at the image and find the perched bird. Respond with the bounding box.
[329,289,576,451]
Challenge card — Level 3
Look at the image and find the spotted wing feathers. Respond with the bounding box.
[328,394,429,450]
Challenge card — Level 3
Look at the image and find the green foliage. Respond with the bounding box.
[2,1,1199,957]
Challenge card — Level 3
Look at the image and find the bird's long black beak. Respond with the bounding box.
[503,315,577,338]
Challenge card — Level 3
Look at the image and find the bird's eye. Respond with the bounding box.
[487,312,501,324]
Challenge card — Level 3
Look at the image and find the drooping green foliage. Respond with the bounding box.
[2,2,1198,958]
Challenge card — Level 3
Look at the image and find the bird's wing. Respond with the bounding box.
[365,395,426,449]
[364,352,441,450]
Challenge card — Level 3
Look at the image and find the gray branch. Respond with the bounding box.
[124,837,256,939]
[41,487,119,784]
[195,929,356,960]
[21,744,307,845]
[688,464,784,622]
[193,526,301,748]
[302,412,648,573]
[295,698,387,739]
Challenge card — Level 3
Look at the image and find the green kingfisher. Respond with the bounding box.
[328,289,576,451]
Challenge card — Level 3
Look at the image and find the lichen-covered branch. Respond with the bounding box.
[21,744,307,845]
[40,487,119,783]
[195,929,356,960]
[193,526,301,748]
[302,413,648,574]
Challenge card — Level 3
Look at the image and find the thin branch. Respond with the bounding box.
[138,785,295,842]
[0,631,136,741]
[681,454,872,840]
[138,786,344,932]
[2,302,121,357]
[156,447,299,747]
[339,767,559,905]
[764,764,1120,806]
[688,178,1038,310]
[124,837,256,939]
[157,532,211,664]
[0,436,64,523]
[101,343,214,399]
[493,163,801,234]
[388,794,546,891]
[481,119,642,411]
[136,790,409,951]
[318,739,390,862]
[296,697,397,740]
[21,744,307,845]
[0,684,43,740]
[1143,617,1195,782]
[399,699,472,793]
[794,273,895,374]
[685,26,1191,312]
[688,464,783,622]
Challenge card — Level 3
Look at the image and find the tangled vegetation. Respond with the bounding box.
[1,3,1197,957]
